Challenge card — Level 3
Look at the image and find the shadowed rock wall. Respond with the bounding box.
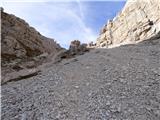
[1,9,61,64]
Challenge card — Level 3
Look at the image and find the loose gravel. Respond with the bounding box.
[2,39,160,120]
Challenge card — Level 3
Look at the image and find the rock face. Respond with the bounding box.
[69,40,89,55]
[54,40,89,63]
[96,0,160,48]
[1,9,62,75]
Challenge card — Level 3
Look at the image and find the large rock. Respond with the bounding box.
[69,40,88,55]
[96,0,160,48]
[1,9,62,76]
[53,40,89,63]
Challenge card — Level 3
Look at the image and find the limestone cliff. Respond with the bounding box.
[96,0,160,48]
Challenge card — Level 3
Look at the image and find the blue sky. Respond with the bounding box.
[2,0,126,48]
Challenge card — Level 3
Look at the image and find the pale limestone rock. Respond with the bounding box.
[96,0,160,48]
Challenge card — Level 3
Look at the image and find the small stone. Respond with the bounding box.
[75,86,79,89]
[86,82,90,86]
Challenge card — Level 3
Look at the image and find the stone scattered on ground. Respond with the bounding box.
[2,37,160,120]
[1,0,160,119]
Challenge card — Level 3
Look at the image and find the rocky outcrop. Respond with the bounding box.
[69,40,89,55]
[53,40,89,63]
[1,10,61,62]
[1,9,62,78]
[96,0,160,48]
[87,41,96,48]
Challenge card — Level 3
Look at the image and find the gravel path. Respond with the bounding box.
[2,39,160,120]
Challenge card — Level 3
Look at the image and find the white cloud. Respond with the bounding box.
[2,1,97,48]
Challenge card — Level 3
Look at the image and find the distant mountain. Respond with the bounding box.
[96,0,160,48]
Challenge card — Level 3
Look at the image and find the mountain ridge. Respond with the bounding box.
[1,8,63,78]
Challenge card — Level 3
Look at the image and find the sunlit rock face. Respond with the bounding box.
[96,0,160,48]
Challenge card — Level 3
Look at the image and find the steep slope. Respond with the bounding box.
[1,2,160,119]
[96,0,160,48]
[2,35,160,119]
[1,9,62,77]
